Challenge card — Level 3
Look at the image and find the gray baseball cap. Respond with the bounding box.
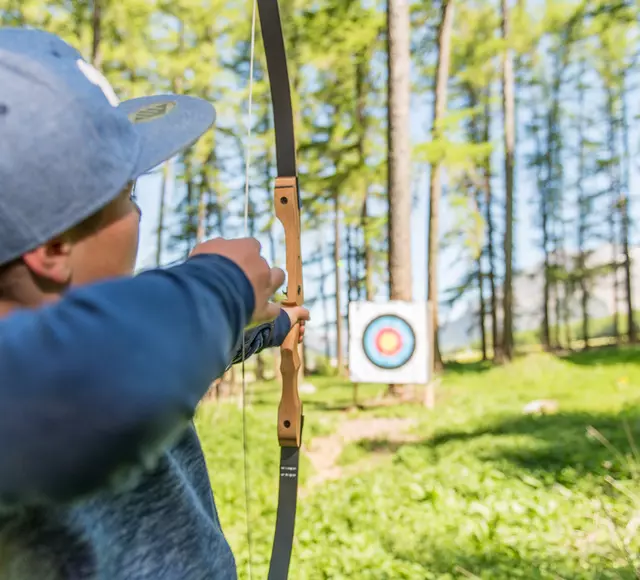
[0,27,216,265]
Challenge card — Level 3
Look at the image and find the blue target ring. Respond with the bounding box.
[362,314,416,369]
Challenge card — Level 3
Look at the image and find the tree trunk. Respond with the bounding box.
[482,92,500,360]
[255,354,266,381]
[560,195,571,348]
[333,192,344,374]
[362,198,374,301]
[426,0,454,377]
[302,342,310,376]
[184,160,195,258]
[606,88,620,344]
[501,0,515,360]
[539,105,551,350]
[196,177,207,244]
[91,0,103,69]
[297,343,305,384]
[346,224,354,368]
[387,0,414,394]
[347,221,358,394]
[346,224,356,303]
[468,86,487,362]
[621,73,635,343]
[576,57,589,350]
[610,208,620,343]
[552,215,561,349]
[318,242,331,361]
[621,195,634,342]
[553,281,561,349]
[542,225,551,349]
[355,57,374,303]
[478,264,487,361]
[581,281,589,349]
[155,162,171,266]
[563,282,572,348]
[387,0,413,298]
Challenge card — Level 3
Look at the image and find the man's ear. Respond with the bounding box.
[22,238,73,285]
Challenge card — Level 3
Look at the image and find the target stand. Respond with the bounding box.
[349,301,430,384]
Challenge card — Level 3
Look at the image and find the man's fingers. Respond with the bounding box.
[234,237,262,252]
[190,236,289,328]
[269,267,286,294]
[289,307,310,323]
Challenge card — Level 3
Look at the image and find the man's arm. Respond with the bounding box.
[0,254,253,508]
[230,310,291,366]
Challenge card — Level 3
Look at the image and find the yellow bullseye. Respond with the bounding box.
[376,329,401,355]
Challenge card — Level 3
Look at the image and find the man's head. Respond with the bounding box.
[0,28,215,311]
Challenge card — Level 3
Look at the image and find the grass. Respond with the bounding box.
[195,347,640,579]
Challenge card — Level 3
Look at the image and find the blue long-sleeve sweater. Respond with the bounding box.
[0,254,290,580]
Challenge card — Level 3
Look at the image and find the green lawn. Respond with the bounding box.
[195,347,640,579]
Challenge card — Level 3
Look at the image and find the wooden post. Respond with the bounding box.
[424,301,436,409]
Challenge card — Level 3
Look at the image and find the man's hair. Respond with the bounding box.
[0,259,22,300]
[66,204,108,241]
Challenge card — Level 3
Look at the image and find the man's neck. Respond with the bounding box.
[0,294,54,318]
[0,300,24,317]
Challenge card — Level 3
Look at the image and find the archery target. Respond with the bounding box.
[349,301,430,384]
[362,315,416,369]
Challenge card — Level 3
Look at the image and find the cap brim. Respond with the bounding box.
[118,94,216,177]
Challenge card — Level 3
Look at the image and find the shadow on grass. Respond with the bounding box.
[444,359,494,375]
[302,400,359,412]
[346,409,640,487]
[419,544,636,580]
[354,438,411,455]
[560,344,640,367]
[249,395,361,413]
[425,409,640,485]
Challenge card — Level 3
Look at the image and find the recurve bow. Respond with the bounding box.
[254,1,304,578]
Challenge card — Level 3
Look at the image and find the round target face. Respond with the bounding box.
[362,314,416,369]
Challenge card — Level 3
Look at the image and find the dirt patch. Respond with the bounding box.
[336,417,419,441]
[303,417,419,491]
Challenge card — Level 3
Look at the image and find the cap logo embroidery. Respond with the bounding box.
[76,59,120,107]
[128,101,176,124]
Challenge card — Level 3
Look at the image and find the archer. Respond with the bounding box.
[0,28,308,580]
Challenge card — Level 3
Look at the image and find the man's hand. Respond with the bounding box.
[282,306,310,343]
[190,237,284,325]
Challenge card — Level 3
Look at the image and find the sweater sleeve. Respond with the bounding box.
[0,254,253,508]
[230,310,291,366]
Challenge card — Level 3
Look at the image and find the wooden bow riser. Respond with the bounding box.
[274,176,303,448]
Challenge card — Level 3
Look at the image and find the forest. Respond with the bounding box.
[4,0,640,577]
[3,0,637,369]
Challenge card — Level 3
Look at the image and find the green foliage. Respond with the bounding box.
[312,356,338,377]
[196,350,640,578]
